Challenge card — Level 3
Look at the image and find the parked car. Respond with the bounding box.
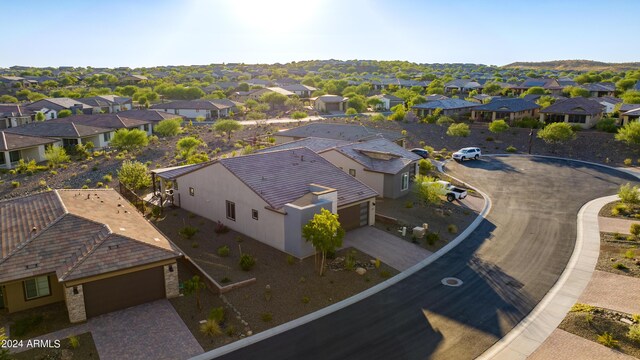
[410,148,429,159]
[436,180,468,202]
[452,147,481,161]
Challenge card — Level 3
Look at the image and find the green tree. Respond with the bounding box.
[618,183,640,206]
[447,123,471,137]
[117,160,152,192]
[57,109,72,118]
[436,116,454,127]
[622,90,640,104]
[616,78,636,92]
[260,92,288,107]
[345,108,358,115]
[616,121,640,145]
[418,159,434,175]
[213,119,243,140]
[183,275,206,311]
[388,104,406,121]
[154,118,182,136]
[537,123,576,151]
[110,128,149,150]
[563,86,590,98]
[302,208,345,276]
[44,145,70,167]
[489,119,510,139]
[483,82,502,95]
[35,112,46,121]
[0,95,18,103]
[414,175,445,205]
[177,136,205,159]
[285,97,303,110]
[523,87,546,96]
[346,95,367,113]
[536,95,556,108]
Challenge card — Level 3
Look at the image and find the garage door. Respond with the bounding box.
[325,102,340,112]
[338,202,369,231]
[83,267,165,318]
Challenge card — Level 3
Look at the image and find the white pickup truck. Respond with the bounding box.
[436,180,468,202]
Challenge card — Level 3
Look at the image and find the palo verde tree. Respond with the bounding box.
[616,121,640,146]
[110,128,149,150]
[44,145,70,168]
[489,119,510,140]
[302,208,345,277]
[414,175,445,206]
[176,136,206,159]
[446,123,471,137]
[154,118,182,137]
[117,160,152,193]
[213,119,243,140]
[618,183,640,207]
[537,122,575,152]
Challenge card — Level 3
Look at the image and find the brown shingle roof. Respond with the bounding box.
[540,97,604,115]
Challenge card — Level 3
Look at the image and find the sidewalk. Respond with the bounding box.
[477,195,615,360]
[528,329,635,360]
[598,216,639,235]
[578,270,640,315]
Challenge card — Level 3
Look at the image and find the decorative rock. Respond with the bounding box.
[199,319,207,324]
[370,259,377,265]
[621,318,634,325]
[355,267,367,275]
[247,331,253,336]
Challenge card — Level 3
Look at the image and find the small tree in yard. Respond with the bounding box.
[418,159,434,175]
[446,123,470,137]
[44,145,70,167]
[616,121,640,146]
[57,109,72,118]
[184,275,206,311]
[176,136,205,159]
[110,128,149,150]
[619,183,640,206]
[414,175,445,205]
[154,118,182,137]
[35,112,46,121]
[489,119,510,139]
[537,122,575,152]
[214,120,243,140]
[302,208,345,276]
[630,223,640,238]
[117,160,152,193]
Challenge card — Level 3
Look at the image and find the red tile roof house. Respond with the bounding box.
[152,148,378,258]
[1,131,57,169]
[0,189,181,322]
[539,97,605,129]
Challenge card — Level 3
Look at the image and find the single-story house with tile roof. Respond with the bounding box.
[511,78,563,96]
[117,109,185,131]
[444,79,483,94]
[411,99,478,117]
[229,87,294,102]
[121,74,148,83]
[150,100,242,119]
[368,94,404,111]
[471,98,540,122]
[24,98,97,119]
[0,104,33,129]
[152,148,378,258]
[580,83,616,97]
[258,137,352,153]
[1,131,57,169]
[318,137,422,199]
[312,95,348,113]
[592,96,622,114]
[539,97,605,129]
[76,95,133,113]
[280,84,317,98]
[621,107,640,126]
[424,94,449,102]
[0,189,181,322]
[274,123,406,147]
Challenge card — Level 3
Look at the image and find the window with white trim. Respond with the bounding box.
[24,276,50,300]
[401,172,409,191]
[226,201,236,221]
[252,209,259,220]
[349,169,356,177]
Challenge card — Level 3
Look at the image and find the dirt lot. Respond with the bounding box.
[559,306,640,359]
[597,233,640,278]
[154,207,399,337]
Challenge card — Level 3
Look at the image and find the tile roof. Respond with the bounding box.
[218,148,378,209]
[472,98,540,112]
[425,94,449,101]
[445,79,482,89]
[258,137,352,153]
[515,78,562,90]
[620,104,640,112]
[623,107,640,116]
[0,104,29,117]
[314,95,348,103]
[280,84,317,92]
[5,121,110,138]
[25,98,94,111]
[117,109,185,122]
[412,99,477,110]
[276,123,404,142]
[151,163,211,180]
[266,87,295,96]
[0,131,57,151]
[150,100,234,111]
[77,95,132,107]
[326,137,421,174]
[540,97,605,115]
[0,189,180,284]
[50,114,150,129]
[580,82,615,92]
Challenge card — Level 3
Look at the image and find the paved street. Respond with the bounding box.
[201,156,638,360]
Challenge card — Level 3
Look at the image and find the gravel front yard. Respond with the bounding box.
[597,233,640,278]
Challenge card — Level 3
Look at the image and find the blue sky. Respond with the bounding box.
[3,0,639,68]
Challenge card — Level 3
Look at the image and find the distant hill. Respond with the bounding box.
[503,60,640,72]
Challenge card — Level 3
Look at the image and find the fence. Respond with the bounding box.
[118,181,146,213]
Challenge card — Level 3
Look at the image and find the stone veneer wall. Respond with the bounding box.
[64,284,87,323]
[164,263,179,298]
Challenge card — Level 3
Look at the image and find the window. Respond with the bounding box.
[24,276,50,300]
[189,187,195,196]
[143,124,150,132]
[252,209,259,220]
[568,114,587,124]
[226,201,236,221]
[103,132,111,142]
[349,169,356,177]
[62,138,78,148]
[9,150,20,163]
[401,172,409,191]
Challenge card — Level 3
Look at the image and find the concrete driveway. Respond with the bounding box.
[343,226,432,271]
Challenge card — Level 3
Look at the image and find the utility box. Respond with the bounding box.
[413,226,426,238]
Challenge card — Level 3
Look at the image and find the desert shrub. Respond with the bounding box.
[447,224,458,234]
[67,335,80,349]
[584,313,594,324]
[436,116,454,126]
[239,254,256,271]
[633,314,640,323]
[513,117,542,129]
[485,136,494,142]
[344,252,356,271]
[154,118,182,137]
[619,183,640,206]
[225,325,235,337]
[379,270,391,278]
[178,226,199,239]
[612,203,630,216]
[446,123,470,137]
[631,223,640,237]
[506,146,517,153]
[628,324,640,342]
[209,307,225,323]
[345,108,358,115]
[96,182,104,188]
[404,201,413,208]
[261,312,273,322]
[45,145,70,167]
[625,158,633,166]
[597,332,618,348]
[286,255,295,265]
[217,245,230,257]
[302,296,310,304]
[371,113,385,122]
[200,319,222,337]
[613,262,628,270]
[374,258,381,268]
[426,232,439,246]
[596,117,618,133]
[11,181,20,188]
[291,111,308,119]
[81,185,89,189]
[214,221,230,234]
[418,159,434,175]
[625,249,636,259]
[103,174,113,182]
[570,303,594,313]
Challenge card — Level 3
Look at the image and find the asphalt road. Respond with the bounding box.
[207,156,638,360]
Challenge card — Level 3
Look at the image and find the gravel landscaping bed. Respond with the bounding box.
[601,201,640,220]
[598,233,640,278]
[1,302,71,341]
[559,305,640,358]
[11,332,99,360]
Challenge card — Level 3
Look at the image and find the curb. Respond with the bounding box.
[191,165,492,360]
